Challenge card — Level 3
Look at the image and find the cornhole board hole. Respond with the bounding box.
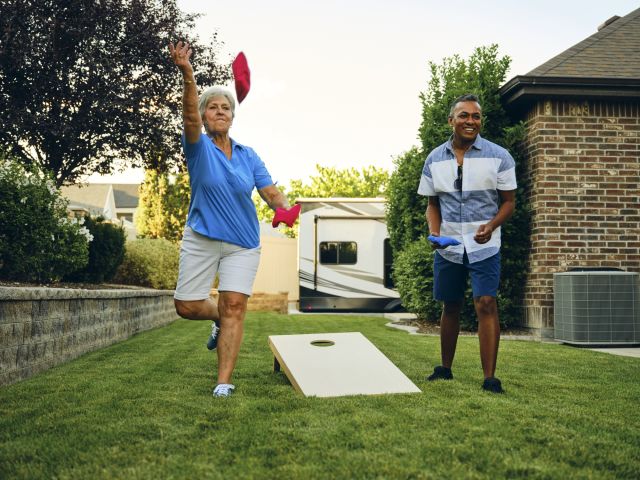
[268,332,421,397]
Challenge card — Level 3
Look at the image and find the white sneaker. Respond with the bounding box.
[213,383,235,397]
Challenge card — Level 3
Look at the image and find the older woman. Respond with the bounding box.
[169,41,288,398]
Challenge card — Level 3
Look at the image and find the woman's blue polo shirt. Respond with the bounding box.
[182,133,273,249]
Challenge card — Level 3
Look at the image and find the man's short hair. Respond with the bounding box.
[449,94,481,117]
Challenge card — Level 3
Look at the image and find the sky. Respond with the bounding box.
[86,0,638,185]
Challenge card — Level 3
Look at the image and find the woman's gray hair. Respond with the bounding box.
[198,86,236,119]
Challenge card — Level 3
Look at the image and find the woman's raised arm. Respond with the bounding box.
[169,41,201,144]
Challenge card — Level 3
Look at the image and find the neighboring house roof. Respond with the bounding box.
[500,7,640,109]
[112,184,140,209]
[61,184,116,220]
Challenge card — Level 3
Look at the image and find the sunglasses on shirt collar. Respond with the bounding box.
[454,165,462,191]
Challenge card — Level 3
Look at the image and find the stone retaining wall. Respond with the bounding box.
[0,286,176,387]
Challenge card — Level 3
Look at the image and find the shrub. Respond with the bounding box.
[65,216,126,283]
[0,156,91,283]
[393,237,439,323]
[386,147,428,255]
[113,238,179,289]
[393,237,477,329]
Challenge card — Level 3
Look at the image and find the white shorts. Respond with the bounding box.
[174,227,261,300]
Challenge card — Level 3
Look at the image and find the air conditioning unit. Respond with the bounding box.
[554,270,639,345]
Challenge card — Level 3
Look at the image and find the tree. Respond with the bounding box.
[135,168,189,242]
[0,0,231,186]
[253,164,390,237]
[386,45,531,328]
[286,165,390,200]
[137,163,390,242]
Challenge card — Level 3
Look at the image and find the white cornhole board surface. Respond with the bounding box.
[268,332,421,397]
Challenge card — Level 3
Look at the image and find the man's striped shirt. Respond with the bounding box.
[417,134,517,264]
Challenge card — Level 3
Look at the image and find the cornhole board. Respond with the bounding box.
[268,332,421,397]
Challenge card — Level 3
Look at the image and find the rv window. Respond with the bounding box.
[319,242,338,263]
[383,238,395,289]
[319,242,357,265]
[340,242,357,264]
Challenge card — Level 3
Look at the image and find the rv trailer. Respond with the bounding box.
[297,198,401,312]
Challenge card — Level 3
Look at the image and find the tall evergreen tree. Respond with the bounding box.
[135,168,189,242]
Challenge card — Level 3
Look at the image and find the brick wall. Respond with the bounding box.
[520,99,640,337]
[247,292,289,314]
[0,287,176,386]
[210,289,289,314]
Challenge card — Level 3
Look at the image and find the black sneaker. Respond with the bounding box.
[206,320,220,350]
[482,377,504,393]
[427,366,453,381]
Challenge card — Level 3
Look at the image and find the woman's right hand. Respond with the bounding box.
[169,41,200,142]
[169,41,193,72]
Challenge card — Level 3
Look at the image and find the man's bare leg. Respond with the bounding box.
[474,295,500,379]
[440,301,462,368]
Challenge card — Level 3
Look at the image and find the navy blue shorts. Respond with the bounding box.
[433,251,501,301]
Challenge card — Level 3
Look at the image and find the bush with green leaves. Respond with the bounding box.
[0,156,91,283]
[65,216,126,283]
[113,238,179,290]
[387,45,531,329]
[392,237,439,322]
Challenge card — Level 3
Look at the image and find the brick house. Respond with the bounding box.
[499,8,640,338]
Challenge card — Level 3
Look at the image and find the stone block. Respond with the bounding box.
[0,301,33,323]
[16,344,30,368]
[29,342,46,363]
[0,346,18,370]
[102,299,117,313]
[47,300,67,319]
[69,299,83,315]
[0,369,21,387]
[31,300,51,321]
[0,323,22,348]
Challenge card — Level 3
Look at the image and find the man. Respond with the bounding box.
[417,94,517,393]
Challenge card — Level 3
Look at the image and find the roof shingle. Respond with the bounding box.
[112,184,140,209]
[527,7,640,78]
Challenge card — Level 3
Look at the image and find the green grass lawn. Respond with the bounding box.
[1,313,639,479]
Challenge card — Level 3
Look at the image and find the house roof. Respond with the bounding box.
[500,7,640,109]
[112,184,140,209]
[60,184,113,217]
[527,9,640,78]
